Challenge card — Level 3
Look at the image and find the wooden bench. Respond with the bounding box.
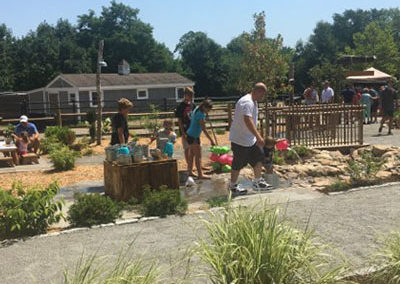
[20,153,40,165]
[0,156,14,167]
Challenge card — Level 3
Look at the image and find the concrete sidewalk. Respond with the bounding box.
[1,183,400,283]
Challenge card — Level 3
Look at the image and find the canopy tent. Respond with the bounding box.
[346,67,392,84]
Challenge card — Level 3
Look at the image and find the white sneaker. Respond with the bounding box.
[253,178,273,191]
[229,183,248,196]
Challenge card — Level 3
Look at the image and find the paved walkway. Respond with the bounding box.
[1,184,400,283]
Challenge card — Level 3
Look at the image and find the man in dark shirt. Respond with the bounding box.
[379,81,397,135]
[175,87,195,164]
[111,98,133,145]
[341,85,355,104]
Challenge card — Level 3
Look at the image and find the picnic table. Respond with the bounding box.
[0,141,18,166]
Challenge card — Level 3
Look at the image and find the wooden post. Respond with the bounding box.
[358,106,364,145]
[227,103,232,129]
[56,93,62,127]
[96,40,104,145]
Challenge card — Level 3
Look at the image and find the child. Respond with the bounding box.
[12,131,29,164]
[151,120,177,155]
[186,99,215,179]
[263,136,276,174]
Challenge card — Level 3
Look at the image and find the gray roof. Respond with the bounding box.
[59,73,193,88]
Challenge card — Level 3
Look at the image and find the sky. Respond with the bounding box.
[1,0,399,52]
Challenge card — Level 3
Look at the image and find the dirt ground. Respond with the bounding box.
[0,132,231,190]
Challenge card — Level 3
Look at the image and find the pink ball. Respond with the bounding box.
[210,153,219,162]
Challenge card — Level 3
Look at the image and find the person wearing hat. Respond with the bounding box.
[14,115,40,154]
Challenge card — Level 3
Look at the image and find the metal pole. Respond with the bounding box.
[96,40,104,145]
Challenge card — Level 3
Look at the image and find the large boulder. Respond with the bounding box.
[376,171,393,180]
[372,145,392,157]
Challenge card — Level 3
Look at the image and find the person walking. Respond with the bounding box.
[321,81,334,104]
[361,88,372,124]
[229,82,270,195]
[303,84,318,105]
[379,81,398,135]
[175,87,195,166]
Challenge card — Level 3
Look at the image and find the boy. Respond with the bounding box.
[263,136,276,174]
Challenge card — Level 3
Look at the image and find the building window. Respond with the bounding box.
[137,89,148,100]
[90,91,99,107]
[68,93,76,105]
[175,87,185,102]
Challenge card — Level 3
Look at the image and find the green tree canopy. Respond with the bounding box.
[175,31,227,97]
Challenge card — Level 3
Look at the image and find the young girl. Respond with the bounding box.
[12,131,29,164]
[150,120,177,155]
[186,99,215,179]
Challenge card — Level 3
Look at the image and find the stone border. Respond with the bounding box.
[327,181,400,196]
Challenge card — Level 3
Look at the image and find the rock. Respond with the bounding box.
[338,175,351,184]
[376,171,392,180]
[372,145,392,157]
[241,167,254,180]
[307,165,343,177]
[312,177,335,188]
[382,150,398,160]
[329,151,344,160]
[315,152,332,161]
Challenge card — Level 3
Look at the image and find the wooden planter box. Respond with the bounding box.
[104,159,179,201]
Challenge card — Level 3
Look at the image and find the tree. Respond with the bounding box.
[236,12,289,97]
[349,22,400,77]
[175,31,227,97]
[77,1,176,73]
[0,24,14,91]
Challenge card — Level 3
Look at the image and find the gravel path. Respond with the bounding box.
[1,184,400,283]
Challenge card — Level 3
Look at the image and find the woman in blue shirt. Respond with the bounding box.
[186,99,215,179]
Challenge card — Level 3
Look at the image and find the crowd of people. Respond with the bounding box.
[303,80,398,135]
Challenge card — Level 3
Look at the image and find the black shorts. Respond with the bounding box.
[382,109,394,117]
[187,135,201,145]
[231,142,264,171]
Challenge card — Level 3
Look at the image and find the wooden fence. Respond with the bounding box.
[263,104,364,148]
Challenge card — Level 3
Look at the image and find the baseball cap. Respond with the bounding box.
[20,115,28,123]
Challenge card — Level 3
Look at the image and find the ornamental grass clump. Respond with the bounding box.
[63,249,159,284]
[198,204,345,284]
[368,231,400,284]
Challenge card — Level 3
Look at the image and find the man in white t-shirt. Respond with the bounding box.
[229,82,271,195]
[321,81,334,103]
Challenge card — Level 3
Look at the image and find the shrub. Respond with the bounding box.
[81,147,93,156]
[285,148,300,162]
[215,128,226,135]
[67,193,122,227]
[206,196,229,208]
[273,150,284,165]
[141,186,187,217]
[40,136,63,154]
[292,145,310,158]
[198,204,345,284]
[328,180,349,192]
[0,182,64,240]
[348,150,384,184]
[45,126,76,145]
[49,146,79,171]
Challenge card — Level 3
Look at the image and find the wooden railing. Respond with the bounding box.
[263,104,365,148]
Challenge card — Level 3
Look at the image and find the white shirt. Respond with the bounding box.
[229,94,258,147]
[321,87,334,103]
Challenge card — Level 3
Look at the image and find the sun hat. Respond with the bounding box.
[20,115,28,123]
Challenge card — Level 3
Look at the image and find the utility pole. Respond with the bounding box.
[96,40,104,145]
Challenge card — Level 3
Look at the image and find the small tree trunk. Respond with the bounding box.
[96,40,104,145]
